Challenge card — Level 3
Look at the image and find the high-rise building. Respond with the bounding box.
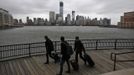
[102,18,111,26]
[56,14,59,22]
[37,18,45,25]
[118,11,134,28]
[0,8,13,27]
[66,14,71,25]
[49,11,56,25]
[26,17,33,25]
[72,11,75,22]
[19,19,23,25]
[26,16,29,24]
[76,15,84,26]
[33,18,38,25]
[55,13,61,25]
[59,1,64,20]
[13,19,18,25]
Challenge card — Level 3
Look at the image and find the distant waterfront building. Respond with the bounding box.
[26,17,29,23]
[57,16,63,25]
[33,18,38,25]
[85,17,91,26]
[59,1,64,20]
[26,17,29,25]
[37,18,45,25]
[14,18,24,26]
[56,13,63,25]
[99,18,103,25]
[0,8,13,27]
[56,14,59,24]
[13,19,18,25]
[118,11,134,28]
[56,14,59,21]
[72,11,75,25]
[103,18,111,26]
[26,17,33,25]
[76,15,84,26]
[92,18,98,25]
[44,18,49,25]
[49,11,56,25]
[76,15,80,26]
[83,17,111,26]
[98,18,111,26]
[19,19,23,25]
[66,14,71,25]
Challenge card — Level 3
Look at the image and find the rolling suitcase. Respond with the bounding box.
[84,53,95,67]
[52,53,60,63]
[70,59,79,70]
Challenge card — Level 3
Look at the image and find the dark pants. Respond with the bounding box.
[75,51,85,63]
[46,51,54,63]
[59,56,70,74]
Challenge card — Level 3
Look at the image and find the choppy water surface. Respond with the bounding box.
[0,26,134,45]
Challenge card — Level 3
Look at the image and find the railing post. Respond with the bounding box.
[113,54,116,71]
[114,39,117,50]
[110,53,113,60]
[28,43,31,57]
[96,40,98,50]
[54,41,57,53]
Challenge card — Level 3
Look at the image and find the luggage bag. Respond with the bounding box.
[84,53,95,67]
[70,59,79,70]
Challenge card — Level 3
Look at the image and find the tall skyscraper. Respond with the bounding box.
[49,11,56,24]
[72,11,75,21]
[59,1,63,19]
[33,18,38,25]
[19,19,23,24]
[26,16,29,24]
[26,17,33,25]
[66,14,71,25]
[72,11,75,25]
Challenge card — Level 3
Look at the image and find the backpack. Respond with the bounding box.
[64,42,74,55]
[66,45,74,55]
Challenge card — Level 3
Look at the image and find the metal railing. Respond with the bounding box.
[111,51,134,71]
[0,39,134,61]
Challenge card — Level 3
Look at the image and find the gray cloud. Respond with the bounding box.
[96,0,134,14]
[0,0,134,24]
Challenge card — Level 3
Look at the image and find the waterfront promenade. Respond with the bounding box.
[0,39,134,75]
[0,49,134,75]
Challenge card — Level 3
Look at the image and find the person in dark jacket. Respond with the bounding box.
[44,36,55,64]
[74,36,86,64]
[57,36,71,75]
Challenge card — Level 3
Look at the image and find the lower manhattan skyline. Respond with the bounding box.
[0,0,134,24]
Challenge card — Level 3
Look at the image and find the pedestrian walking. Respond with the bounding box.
[56,36,71,75]
[44,36,55,64]
[74,36,86,64]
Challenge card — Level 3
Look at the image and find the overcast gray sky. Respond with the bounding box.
[0,0,134,24]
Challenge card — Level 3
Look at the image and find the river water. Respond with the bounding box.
[0,26,134,45]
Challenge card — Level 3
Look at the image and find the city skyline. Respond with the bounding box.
[0,0,134,24]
